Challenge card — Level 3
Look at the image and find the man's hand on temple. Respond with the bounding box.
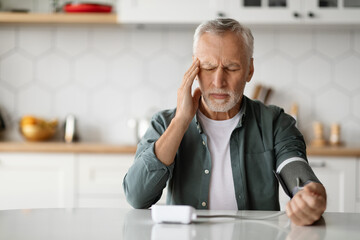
[153,58,201,166]
[286,182,327,226]
[175,58,202,127]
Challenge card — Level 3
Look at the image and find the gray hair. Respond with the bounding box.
[193,18,254,59]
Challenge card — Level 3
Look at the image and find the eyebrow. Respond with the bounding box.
[200,62,217,68]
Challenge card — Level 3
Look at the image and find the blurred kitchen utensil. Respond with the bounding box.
[128,118,150,143]
[251,84,272,104]
[329,123,342,146]
[289,103,298,127]
[64,114,78,143]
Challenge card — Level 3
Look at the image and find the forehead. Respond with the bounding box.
[195,32,247,62]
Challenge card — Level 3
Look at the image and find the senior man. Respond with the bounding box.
[123,18,326,226]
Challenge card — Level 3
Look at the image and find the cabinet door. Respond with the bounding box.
[77,154,134,208]
[0,153,75,210]
[304,0,360,23]
[77,153,168,208]
[118,0,220,23]
[279,157,357,212]
[309,157,356,212]
[226,0,302,24]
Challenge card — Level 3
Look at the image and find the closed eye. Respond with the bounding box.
[224,67,240,72]
[201,67,216,71]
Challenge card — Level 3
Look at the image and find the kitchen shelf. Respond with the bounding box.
[307,146,360,157]
[0,12,117,24]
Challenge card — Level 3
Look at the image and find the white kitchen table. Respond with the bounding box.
[0,208,359,240]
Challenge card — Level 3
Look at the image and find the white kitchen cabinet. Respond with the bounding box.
[279,156,357,212]
[118,0,360,24]
[0,153,75,210]
[118,0,222,23]
[229,0,360,24]
[76,153,167,208]
[303,0,360,24]
[77,153,134,208]
[227,0,302,24]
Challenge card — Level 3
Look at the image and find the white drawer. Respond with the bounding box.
[77,197,132,209]
[77,154,134,196]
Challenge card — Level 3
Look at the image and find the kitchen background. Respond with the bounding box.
[0,0,360,146]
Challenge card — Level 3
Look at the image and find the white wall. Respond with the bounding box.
[0,24,359,145]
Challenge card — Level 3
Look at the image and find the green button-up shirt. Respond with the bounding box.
[123,96,307,210]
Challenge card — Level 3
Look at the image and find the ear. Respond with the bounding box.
[246,58,254,83]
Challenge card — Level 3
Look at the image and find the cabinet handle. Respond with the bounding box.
[309,162,326,168]
[217,12,225,17]
[293,12,301,18]
[308,12,315,18]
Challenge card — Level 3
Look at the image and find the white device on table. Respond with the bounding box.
[151,205,286,224]
[152,205,196,224]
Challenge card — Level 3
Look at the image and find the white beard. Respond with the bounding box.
[203,88,241,112]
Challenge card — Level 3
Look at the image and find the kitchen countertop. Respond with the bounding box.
[0,142,360,156]
[0,142,137,154]
[0,208,359,240]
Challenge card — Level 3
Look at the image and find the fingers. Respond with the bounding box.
[304,182,326,198]
[288,195,320,225]
[181,58,200,89]
[286,201,303,225]
[286,189,326,226]
[302,191,327,213]
[175,59,201,124]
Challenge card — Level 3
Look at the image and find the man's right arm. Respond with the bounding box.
[123,59,201,208]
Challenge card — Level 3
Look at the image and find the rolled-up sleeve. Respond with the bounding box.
[123,112,175,209]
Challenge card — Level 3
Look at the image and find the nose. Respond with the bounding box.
[213,68,226,88]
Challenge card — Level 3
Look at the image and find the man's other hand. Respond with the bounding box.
[286,182,327,226]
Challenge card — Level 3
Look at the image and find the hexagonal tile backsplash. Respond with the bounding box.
[0,25,359,145]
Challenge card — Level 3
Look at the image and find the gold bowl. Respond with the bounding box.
[20,116,58,141]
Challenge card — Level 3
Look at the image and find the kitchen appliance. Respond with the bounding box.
[64,114,77,143]
[0,111,5,131]
[0,108,5,136]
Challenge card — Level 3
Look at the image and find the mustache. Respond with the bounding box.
[206,88,232,95]
[205,89,240,98]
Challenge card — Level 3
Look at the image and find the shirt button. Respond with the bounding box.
[202,202,207,207]
[202,141,206,146]
[204,169,209,174]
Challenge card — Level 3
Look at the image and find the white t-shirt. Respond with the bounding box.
[197,110,241,210]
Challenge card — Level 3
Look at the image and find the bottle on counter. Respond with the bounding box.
[329,123,342,146]
[310,121,327,147]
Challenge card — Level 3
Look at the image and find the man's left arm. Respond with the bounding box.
[272,109,327,225]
